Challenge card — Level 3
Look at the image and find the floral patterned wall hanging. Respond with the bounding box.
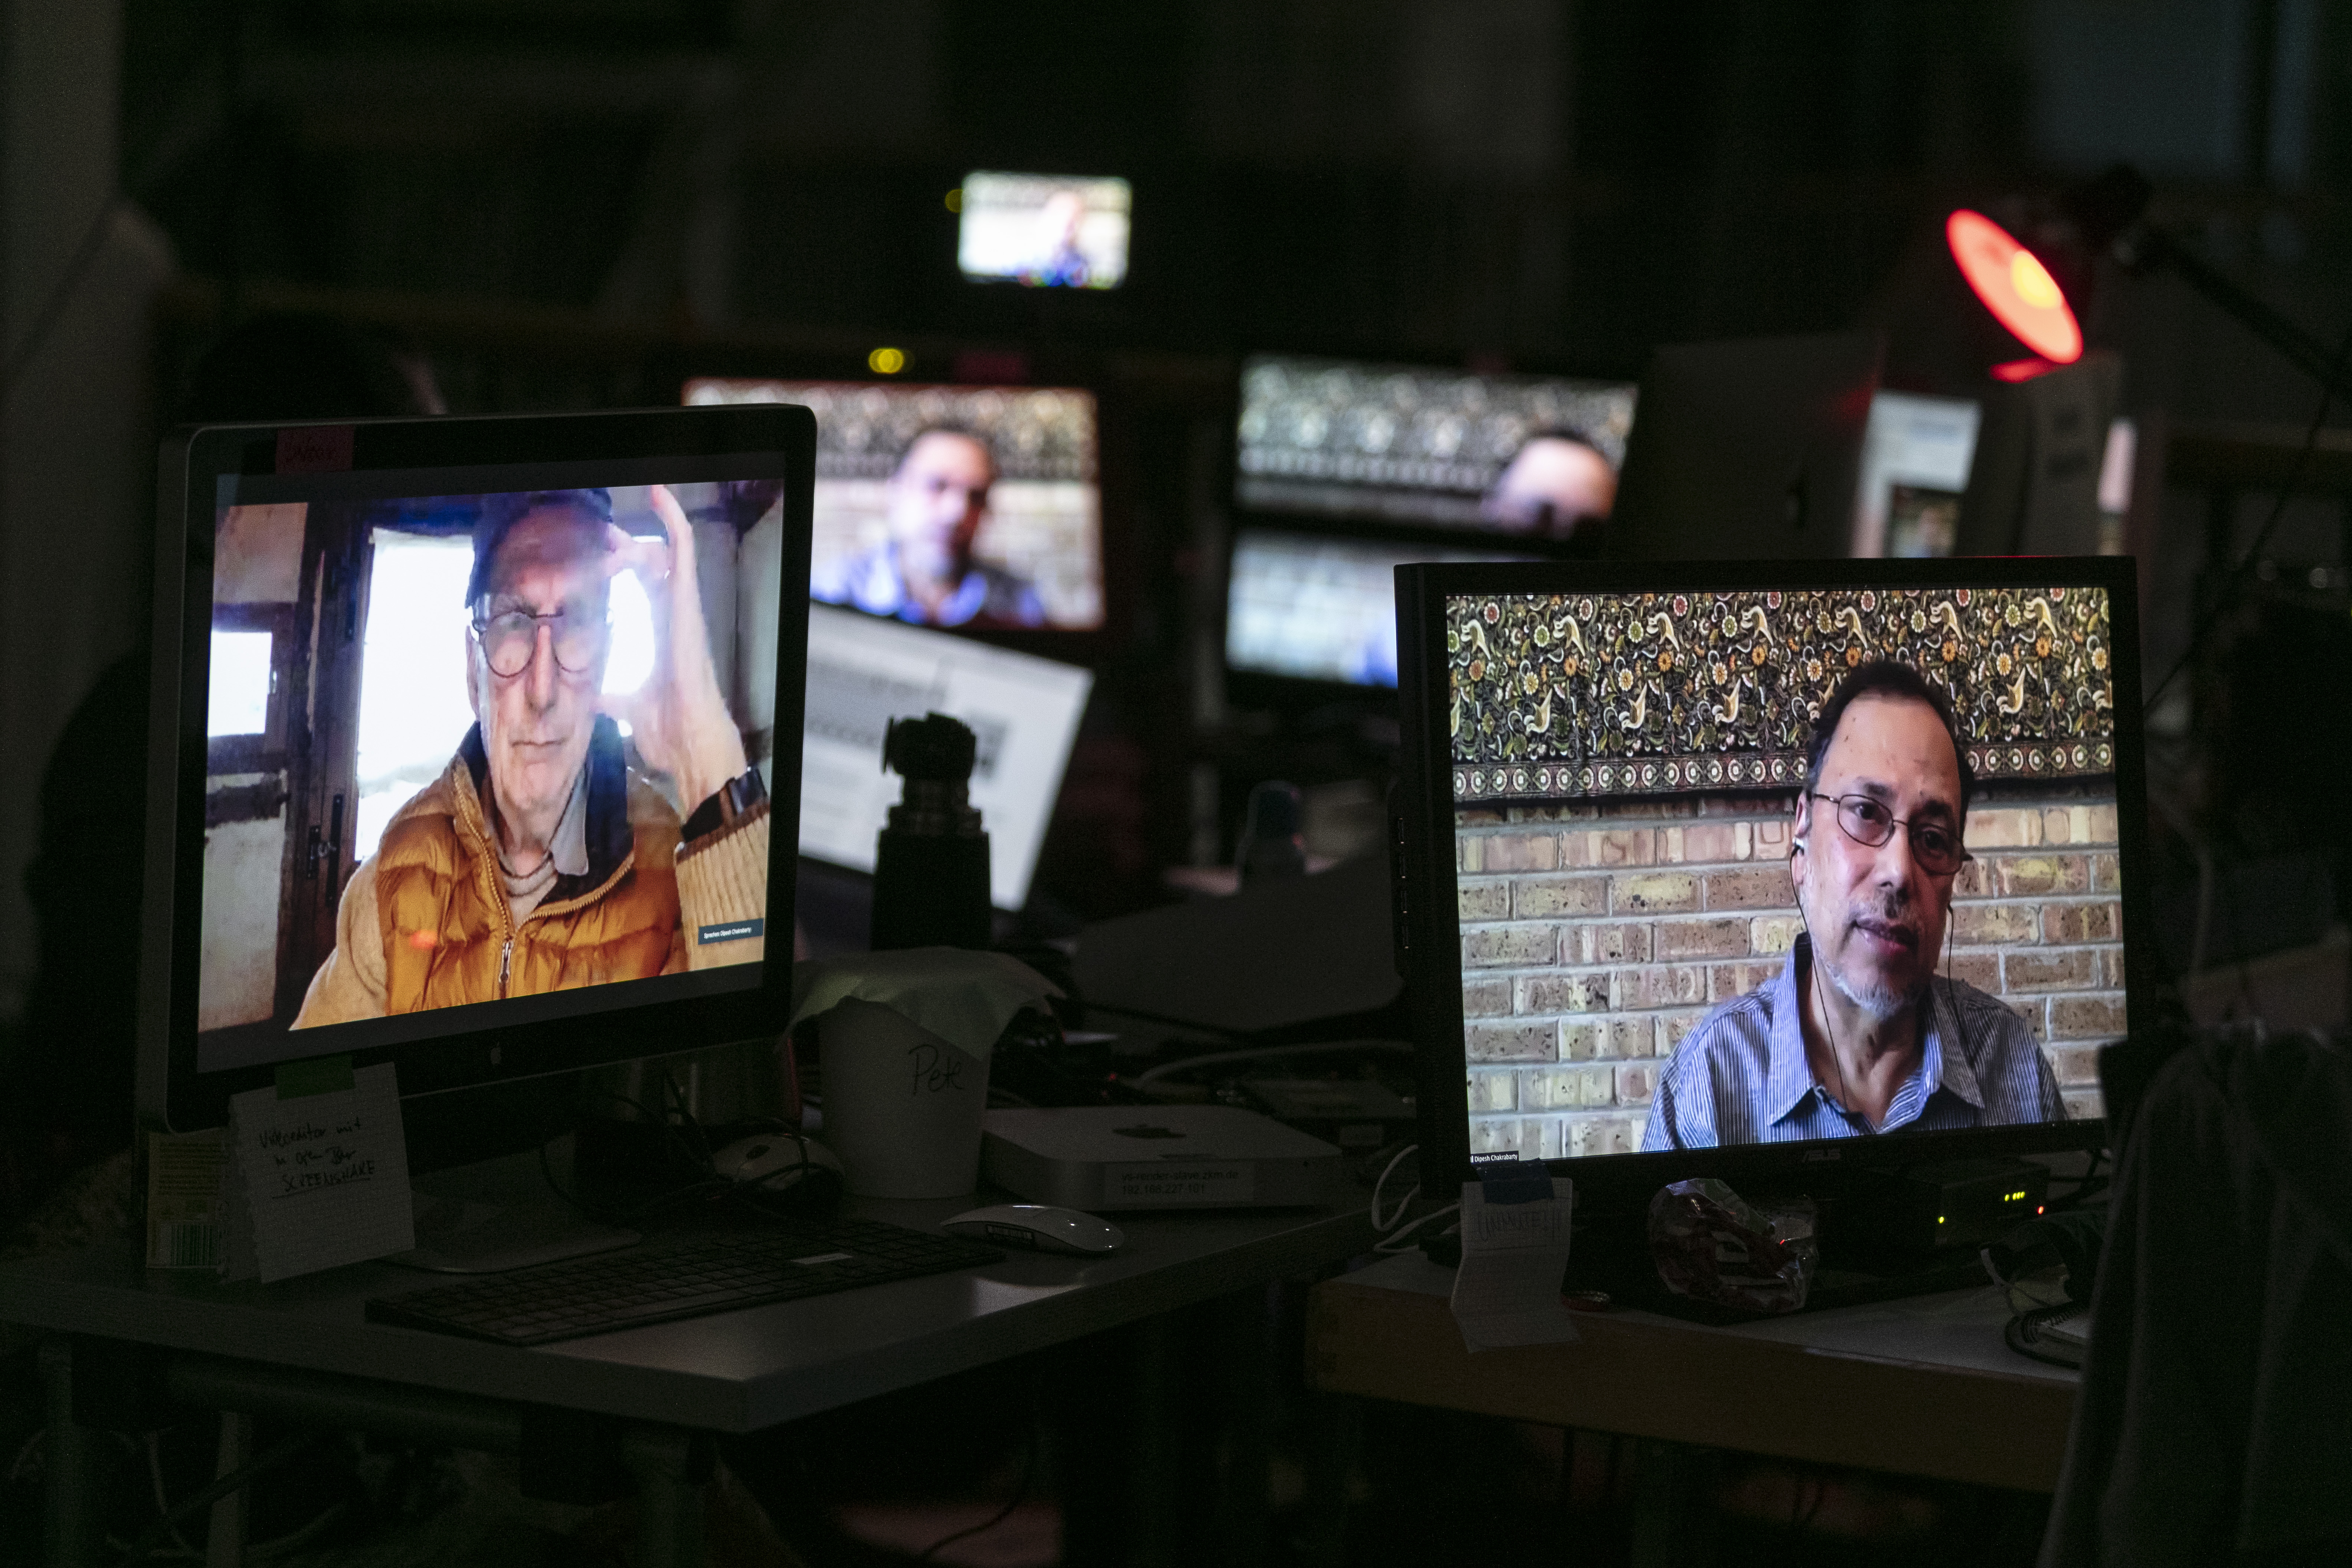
[1447,586,2115,802]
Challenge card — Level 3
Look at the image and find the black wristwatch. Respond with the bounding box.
[681,767,767,844]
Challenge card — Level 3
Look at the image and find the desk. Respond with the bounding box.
[0,1176,1375,1568]
[1307,1253,2077,1494]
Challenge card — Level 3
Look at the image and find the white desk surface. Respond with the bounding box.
[0,1189,1376,1435]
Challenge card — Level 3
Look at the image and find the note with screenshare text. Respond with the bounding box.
[223,1062,415,1284]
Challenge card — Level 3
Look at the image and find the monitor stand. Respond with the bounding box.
[383,1138,639,1276]
[388,1192,639,1275]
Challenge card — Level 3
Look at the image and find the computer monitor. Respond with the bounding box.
[137,407,814,1132]
[1393,557,2145,1202]
[1234,356,1637,538]
[1853,391,1982,558]
[683,379,1102,632]
[799,603,1093,910]
[1224,528,1526,688]
[1606,332,1883,560]
[956,171,1132,290]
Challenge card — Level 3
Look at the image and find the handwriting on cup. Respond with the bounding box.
[907,1043,969,1096]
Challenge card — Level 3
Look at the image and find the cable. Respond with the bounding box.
[1373,1204,1460,1253]
[2143,317,2352,715]
[1366,1143,1461,1253]
[7,1427,44,1485]
[117,1433,315,1563]
[145,1433,202,1561]
[1131,1039,1413,1089]
[1,196,128,398]
[1369,1144,1420,1231]
[914,1420,1038,1563]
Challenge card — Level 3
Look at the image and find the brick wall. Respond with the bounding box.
[1454,784,2123,1159]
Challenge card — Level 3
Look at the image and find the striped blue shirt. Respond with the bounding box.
[1640,937,2065,1151]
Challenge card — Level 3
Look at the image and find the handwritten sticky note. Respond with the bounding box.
[1449,1175,1579,1352]
[223,1063,414,1284]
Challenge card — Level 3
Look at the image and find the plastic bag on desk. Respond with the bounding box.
[1647,1178,1816,1314]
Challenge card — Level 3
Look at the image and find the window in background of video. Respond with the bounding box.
[956,172,1131,289]
[207,631,273,735]
[685,379,1102,631]
[1447,585,2123,1160]
[1235,356,1637,534]
[1225,530,1524,688]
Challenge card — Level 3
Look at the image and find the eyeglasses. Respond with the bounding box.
[1805,792,1972,877]
[470,604,608,679]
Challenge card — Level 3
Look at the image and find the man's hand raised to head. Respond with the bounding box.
[597,484,749,818]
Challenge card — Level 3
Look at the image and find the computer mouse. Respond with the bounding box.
[941,1204,1125,1256]
[713,1133,841,1191]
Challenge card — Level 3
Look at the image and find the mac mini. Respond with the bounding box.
[981,1106,1343,1210]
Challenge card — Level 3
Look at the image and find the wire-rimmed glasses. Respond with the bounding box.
[1805,791,1972,877]
[471,603,609,679]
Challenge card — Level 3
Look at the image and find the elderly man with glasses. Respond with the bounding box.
[294,486,768,1026]
[1641,660,2064,1150]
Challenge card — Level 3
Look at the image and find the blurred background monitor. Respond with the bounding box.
[1850,379,2138,561]
[1853,391,1983,557]
[1606,331,1882,561]
[956,171,1132,290]
[1234,355,1637,538]
[685,379,1103,631]
[1224,528,1525,689]
[1956,353,2130,558]
[798,604,1092,911]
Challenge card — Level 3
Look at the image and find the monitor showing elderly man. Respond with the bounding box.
[810,426,1047,629]
[1642,660,2064,1149]
[292,484,770,1028]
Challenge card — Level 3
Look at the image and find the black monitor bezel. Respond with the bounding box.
[138,406,815,1132]
[1393,555,2143,1205]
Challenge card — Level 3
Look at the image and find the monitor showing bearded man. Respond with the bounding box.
[1641,660,2063,1148]
[292,484,769,1027]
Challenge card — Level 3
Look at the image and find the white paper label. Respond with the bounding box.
[1450,1178,1580,1352]
[1107,1162,1257,1206]
[223,1063,415,1284]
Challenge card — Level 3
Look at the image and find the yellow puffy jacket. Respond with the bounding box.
[293,720,767,1026]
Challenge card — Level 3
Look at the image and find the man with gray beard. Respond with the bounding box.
[1642,661,2063,1150]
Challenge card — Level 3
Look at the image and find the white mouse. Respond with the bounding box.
[942,1204,1125,1256]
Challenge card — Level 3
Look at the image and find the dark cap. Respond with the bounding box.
[465,488,614,605]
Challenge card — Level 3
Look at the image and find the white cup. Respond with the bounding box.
[816,996,992,1199]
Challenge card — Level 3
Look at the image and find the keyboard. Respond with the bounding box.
[365,1218,1003,1346]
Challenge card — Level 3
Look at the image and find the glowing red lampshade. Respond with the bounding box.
[1946,209,2083,366]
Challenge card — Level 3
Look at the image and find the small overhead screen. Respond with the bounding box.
[1235,355,1637,538]
[1225,529,1525,688]
[957,172,1131,289]
[685,379,1102,631]
[799,604,1092,910]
